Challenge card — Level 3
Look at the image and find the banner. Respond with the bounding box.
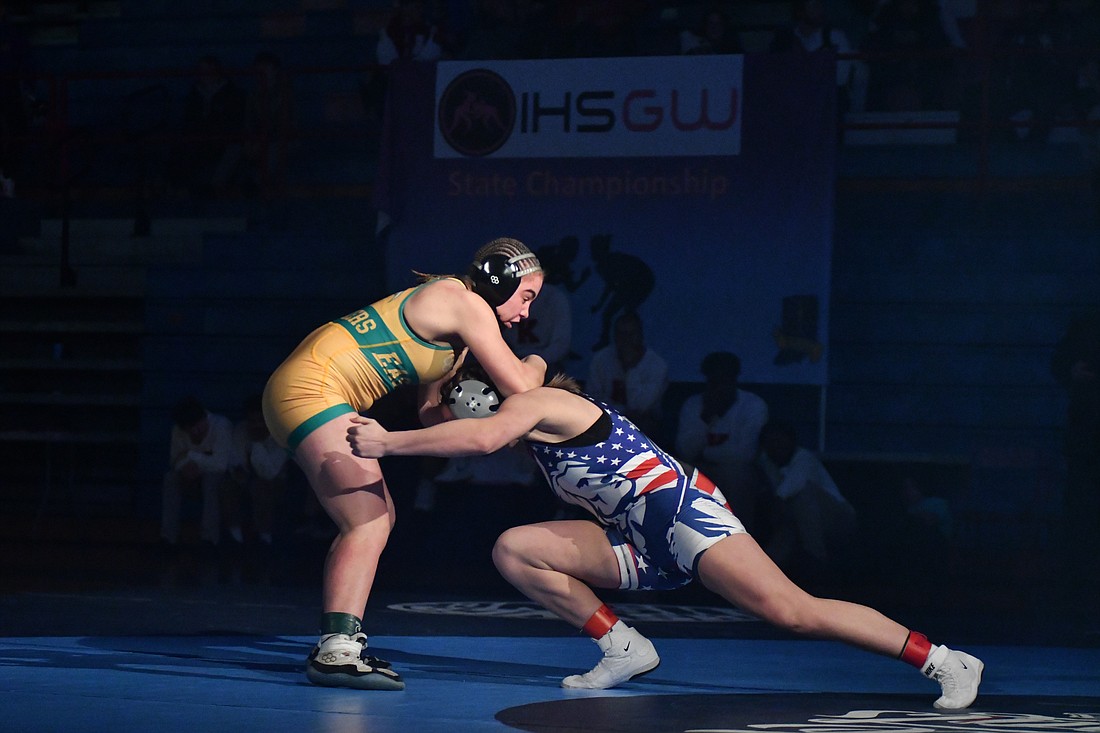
[377,53,836,385]
[434,56,742,158]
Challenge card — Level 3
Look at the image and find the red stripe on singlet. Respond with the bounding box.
[692,468,732,510]
[692,470,717,495]
[638,469,680,495]
[625,456,662,480]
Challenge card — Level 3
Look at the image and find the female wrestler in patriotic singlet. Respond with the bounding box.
[345,366,985,710]
[262,237,546,691]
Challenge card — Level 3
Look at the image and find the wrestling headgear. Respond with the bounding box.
[445,378,501,419]
[467,248,542,309]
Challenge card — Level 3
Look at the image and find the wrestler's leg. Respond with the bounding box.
[698,533,907,654]
[697,533,983,708]
[493,520,660,689]
[492,520,619,626]
[294,413,402,690]
[296,413,395,615]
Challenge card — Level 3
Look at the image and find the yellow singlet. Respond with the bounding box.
[262,282,457,451]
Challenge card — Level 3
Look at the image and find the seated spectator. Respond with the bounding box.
[676,351,769,534]
[680,5,743,55]
[758,419,856,579]
[224,394,290,547]
[161,396,233,549]
[585,312,667,437]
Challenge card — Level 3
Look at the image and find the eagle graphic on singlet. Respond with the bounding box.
[525,399,684,530]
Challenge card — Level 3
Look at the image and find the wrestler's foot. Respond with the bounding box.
[922,645,983,709]
[305,632,405,690]
[561,624,659,689]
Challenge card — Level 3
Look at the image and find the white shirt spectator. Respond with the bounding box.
[586,346,668,420]
[170,411,233,476]
[676,388,769,465]
[230,422,288,482]
[759,445,850,505]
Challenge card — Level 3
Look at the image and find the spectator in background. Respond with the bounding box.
[224,393,290,547]
[1050,311,1100,621]
[676,351,769,534]
[757,419,857,581]
[585,312,667,437]
[362,0,451,127]
[172,55,247,198]
[680,4,743,55]
[377,0,449,64]
[771,0,868,114]
[242,51,294,197]
[161,396,233,550]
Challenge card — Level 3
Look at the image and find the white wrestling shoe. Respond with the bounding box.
[561,624,660,689]
[305,632,405,691]
[922,645,984,709]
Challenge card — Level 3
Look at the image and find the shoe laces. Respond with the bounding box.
[934,656,961,695]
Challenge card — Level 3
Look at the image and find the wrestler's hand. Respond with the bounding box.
[347,416,390,458]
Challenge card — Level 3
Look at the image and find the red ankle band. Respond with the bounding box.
[581,604,619,639]
[899,631,932,667]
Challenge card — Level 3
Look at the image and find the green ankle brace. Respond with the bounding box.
[320,612,362,636]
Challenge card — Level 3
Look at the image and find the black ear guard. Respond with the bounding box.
[445,378,501,419]
[468,252,540,308]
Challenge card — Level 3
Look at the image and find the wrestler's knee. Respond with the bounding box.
[335,519,393,556]
[492,526,536,576]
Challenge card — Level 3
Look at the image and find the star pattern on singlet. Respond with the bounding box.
[528,407,679,525]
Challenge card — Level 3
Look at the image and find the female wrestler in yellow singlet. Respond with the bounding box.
[262,237,546,691]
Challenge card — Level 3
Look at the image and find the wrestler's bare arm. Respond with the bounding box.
[406,280,543,396]
[348,394,545,458]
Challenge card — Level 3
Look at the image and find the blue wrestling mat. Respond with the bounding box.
[1,632,1097,732]
[1,536,1097,733]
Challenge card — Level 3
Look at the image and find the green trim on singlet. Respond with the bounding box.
[287,404,356,452]
[398,284,453,353]
[335,304,418,392]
